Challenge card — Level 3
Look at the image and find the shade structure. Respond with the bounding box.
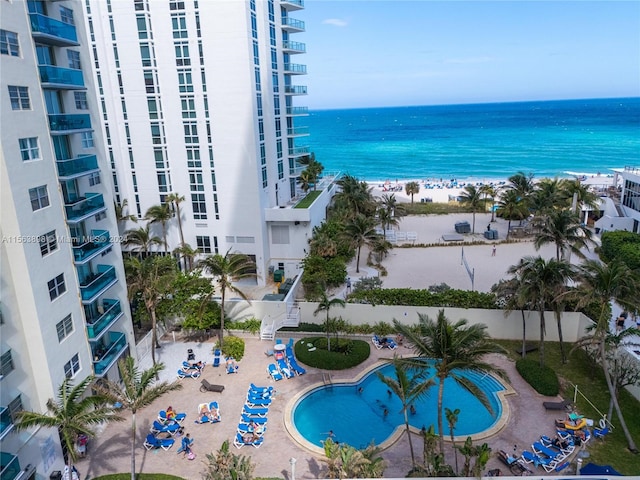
[580,462,622,476]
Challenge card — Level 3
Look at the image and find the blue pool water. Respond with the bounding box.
[292,362,505,449]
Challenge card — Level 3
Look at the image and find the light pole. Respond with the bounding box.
[290,457,297,480]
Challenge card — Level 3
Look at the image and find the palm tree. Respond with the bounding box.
[166,192,186,248]
[198,249,256,346]
[342,214,379,273]
[479,184,498,222]
[458,185,483,233]
[405,181,420,203]
[297,169,313,193]
[173,242,198,272]
[561,178,600,213]
[573,259,640,452]
[394,310,507,454]
[314,292,346,352]
[114,198,137,232]
[377,356,434,467]
[298,153,324,190]
[529,177,565,215]
[445,407,461,473]
[496,189,529,240]
[92,357,183,480]
[368,236,392,264]
[145,204,173,254]
[379,194,406,227]
[123,224,164,257]
[14,375,124,472]
[125,255,178,368]
[334,174,376,219]
[491,278,533,359]
[507,171,535,200]
[533,208,594,261]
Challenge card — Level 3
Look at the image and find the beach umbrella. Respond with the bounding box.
[580,463,622,476]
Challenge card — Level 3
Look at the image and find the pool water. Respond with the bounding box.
[292,362,505,449]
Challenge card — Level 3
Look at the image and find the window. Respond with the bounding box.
[196,235,211,253]
[258,118,264,141]
[7,395,23,422]
[39,230,58,256]
[184,122,198,144]
[254,67,261,91]
[56,314,73,342]
[186,147,201,167]
[150,123,162,144]
[169,0,185,10]
[0,350,14,376]
[67,50,81,69]
[81,132,94,148]
[140,44,151,67]
[88,172,101,186]
[136,15,148,38]
[191,193,207,219]
[178,69,193,92]
[262,166,268,188]
[48,273,66,301]
[59,6,74,25]
[271,48,278,70]
[181,96,196,118]
[144,71,156,93]
[64,353,80,378]
[29,185,49,211]
[74,91,88,110]
[0,29,19,57]
[147,98,158,119]
[175,41,190,66]
[272,225,290,244]
[8,85,29,110]
[278,159,284,179]
[157,172,168,193]
[172,14,188,38]
[19,137,40,161]
[134,0,145,11]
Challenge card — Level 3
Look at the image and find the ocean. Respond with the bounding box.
[303,97,640,182]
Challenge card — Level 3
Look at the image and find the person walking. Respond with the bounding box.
[492,244,496,256]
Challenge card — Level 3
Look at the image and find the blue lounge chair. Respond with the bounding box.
[182,361,204,371]
[276,358,294,378]
[371,335,383,350]
[386,339,398,350]
[237,423,266,435]
[243,406,268,417]
[594,426,609,439]
[267,363,283,381]
[241,414,268,424]
[246,396,271,407]
[288,357,306,375]
[249,383,273,395]
[234,432,264,449]
[151,420,181,436]
[540,435,574,454]
[532,441,566,461]
[521,450,554,467]
[144,433,175,450]
[158,410,186,424]
[177,368,200,379]
[287,337,294,347]
[213,349,221,367]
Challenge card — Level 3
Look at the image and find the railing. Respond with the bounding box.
[0,407,13,439]
[93,332,127,375]
[64,193,105,223]
[48,113,92,133]
[283,63,307,74]
[73,229,111,263]
[282,40,306,53]
[79,264,116,302]
[56,154,98,179]
[0,452,20,480]
[281,17,305,31]
[29,13,78,45]
[289,146,310,156]
[284,85,307,95]
[86,299,123,339]
[287,126,309,136]
[39,65,85,89]
[281,0,304,9]
[286,106,308,115]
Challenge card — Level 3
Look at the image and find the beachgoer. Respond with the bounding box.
[181,433,193,457]
[487,223,491,232]
[346,277,351,293]
[396,333,404,346]
[387,389,392,398]
[492,244,496,256]
[383,408,389,417]
[357,387,364,394]
[166,406,176,421]
[410,405,416,415]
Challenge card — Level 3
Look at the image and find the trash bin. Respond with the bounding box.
[50,471,62,480]
[273,270,283,283]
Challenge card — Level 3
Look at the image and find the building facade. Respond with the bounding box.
[1,0,135,476]
[86,0,322,284]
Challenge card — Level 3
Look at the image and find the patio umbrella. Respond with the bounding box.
[580,463,622,476]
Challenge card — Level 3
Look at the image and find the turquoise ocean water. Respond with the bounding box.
[304,97,640,182]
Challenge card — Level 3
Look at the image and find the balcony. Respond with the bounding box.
[0,407,13,440]
[284,85,307,96]
[282,40,306,54]
[80,265,117,304]
[86,299,123,340]
[65,193,106,223]
[39,65,85,90]
[287,126,309,137]
[93,332,127,376]
[286,106,309,116]
[48,113,92,135]
[56,155,99,180]
[283,63,307,75]
[289,164,305,177]
[73,229,111,264]
[29,13,79,46]
[281,17,305,32]
[0,452,20,480]
[281,0,304,11]
[289,145,310,157]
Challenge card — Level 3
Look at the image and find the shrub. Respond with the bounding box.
[516,358,559,396]
[352,276,383,293]
[227,317,261,335]
[348,288,497,309]
[295,337,370,370]
[220,335,245,361]
[600,231,640,269]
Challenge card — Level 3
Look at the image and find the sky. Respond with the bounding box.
[296,1,640,109]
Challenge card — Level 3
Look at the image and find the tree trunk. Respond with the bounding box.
[450,430,458,474]
[490,198,496,222]
[471,212,476,234]
[555,310,567,363]
[131,411,136,480]
[437,377,445,455]
[326,312,331,352]
[149,306,158,373]
[539,308,546,367]
[218,288,226,346]
[521,310,527,358]
[506,220,512,240]
[355,246,361,273]
[163,228,168,254]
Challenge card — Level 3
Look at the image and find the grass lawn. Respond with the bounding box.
[404,202,477,215]
[294,336,370,369]
[497,340,640,474]
[294,190,322,208]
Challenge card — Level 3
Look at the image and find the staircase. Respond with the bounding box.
[259,301,301,340]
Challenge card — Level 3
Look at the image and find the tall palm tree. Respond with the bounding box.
[458,185,483,233]
[377,356,434,467]
[145,204,173,254]
[507,171,535,200]
[14,376,124,472]
[491,278,533,359]
[445,407,461,474]
[166,192,186,248]
[368,236,392,264]
[314,292,346,352]
[125,255,178,367]
[379,193,406,227]
[405,181,420,203]
[198,249,256,345]
[173,242,198,272]
[534,208,594,261]
[479,184,498,222]
[298,153,324,190]
[394,310,507,454]
[114,199,138,233]
[561,178,600,213]
[334,174,376,219]
[573,259,640,452]
[342,214,379,273]
[529,177,565,215]
[123,224,164,257]
[496,189,529,240]
[92,357,182,480]
[297,169,313,193]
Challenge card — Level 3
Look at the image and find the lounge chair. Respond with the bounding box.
[249,384,273,395]
[543,399,572,411]
[241,414,268,424]
[144,433,175,451]
[182,360,204,371]
[151,420,181,436]
[385,339,398,350]
[237,423,266,435]
[242,406,268,417]
[233,432,264,449]
[532,441,566,461]
[288,357,306,375]
[521,450,558,473]
[199,379,225,393]
[276,358,294,378]
[177,368,200,379]
[158,410,186,424]
[497,450,532,476]
[371,335,383,350]
[540,435,574,454]
[267,363,283,381]
[213,349,221,367]
[594,426,610,439]
[246,395,271,407]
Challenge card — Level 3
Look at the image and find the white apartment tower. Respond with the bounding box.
[87,0,317,284]
[1,0,136,476]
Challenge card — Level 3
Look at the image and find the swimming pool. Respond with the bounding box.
[291,361,507,449]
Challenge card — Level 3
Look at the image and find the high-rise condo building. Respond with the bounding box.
[1,1,136,475]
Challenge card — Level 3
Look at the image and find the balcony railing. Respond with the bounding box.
[79,264,117,303]
[0,407,13,440]
[281,0,304,10]
[39,65,85,89]
[73,229,111,264]
[283,63,307,74]
[284,85,307,95]
[86,299,123,340]
[65,193,106,223]
[93,331,127,375]
[289,146,310,156]
[48,113,92,134]
[0,452,20,480]
[56,155,99,179]
[281,17,305,32]
[29,13,79,46]
[286,106,309,116]
[287,126,310,137]
[282,40,306,53]
[289,165,305,177]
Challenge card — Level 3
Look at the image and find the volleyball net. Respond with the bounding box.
[461,247,475,291]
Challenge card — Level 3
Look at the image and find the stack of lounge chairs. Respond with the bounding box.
[267,339,306,381]
[234,384,273,448]
[519,432,576,473]
[372,335,398,350]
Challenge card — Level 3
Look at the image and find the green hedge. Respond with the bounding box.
[294,337,370,370]
[220,336,245,361]
[600,231,640,270]
[348,288,497,309]
[515,358,559,396]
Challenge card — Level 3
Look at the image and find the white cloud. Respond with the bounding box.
[322,18,348,27]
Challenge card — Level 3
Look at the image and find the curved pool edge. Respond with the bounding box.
[284,358,517,454]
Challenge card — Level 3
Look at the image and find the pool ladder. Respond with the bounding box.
[322,373,332,385]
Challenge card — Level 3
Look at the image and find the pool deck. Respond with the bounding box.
[76,333,575,479]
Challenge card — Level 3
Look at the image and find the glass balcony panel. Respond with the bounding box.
[48,114,92,134]
[287,126,309,136]
[79,265,116,302]
[73,229,111,263]
[281,17,305,31]
[39,65,85,89]
[56,155,98,179]
[284,85,307,95]
[281,0,304,10]
[289,146,310,156]
[283,63,307,74]
[86,299,122,339]
[286,106,309,116]
[29,13,79,46]
[93,332,127,375]
[282,40,306,53]
[65,193,106,223]
[0,452,21,480]
[0,407,12,438]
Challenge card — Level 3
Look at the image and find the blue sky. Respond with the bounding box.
[297,1,640,109]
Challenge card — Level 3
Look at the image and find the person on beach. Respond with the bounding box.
[492,244,496,256]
